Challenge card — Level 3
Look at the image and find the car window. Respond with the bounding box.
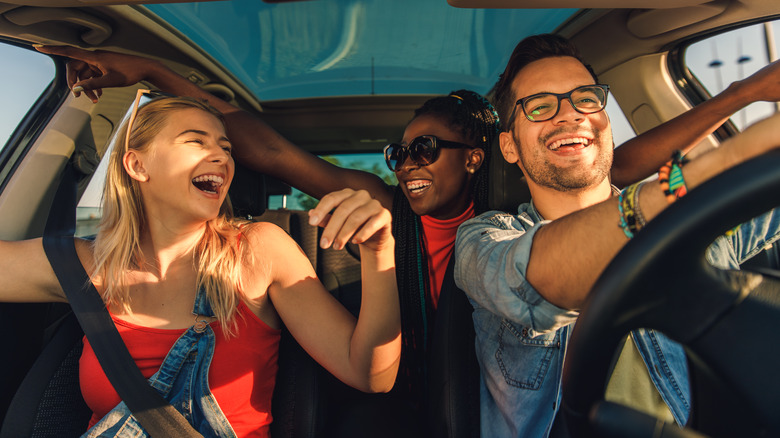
[684,20,780,131]
[0,43,56,152]
[606,91,636,148]
[76,144,111,237]
[76,95,137,237]
[269,153,395,210]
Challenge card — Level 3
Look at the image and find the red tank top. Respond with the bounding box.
[420,201,475,308]
[79,301,281,437]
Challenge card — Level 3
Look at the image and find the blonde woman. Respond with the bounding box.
[0,93,400,437]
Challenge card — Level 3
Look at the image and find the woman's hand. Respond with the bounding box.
[308,188,394,254]
[34,45,159,103]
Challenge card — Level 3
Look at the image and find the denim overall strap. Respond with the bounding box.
[83,288,238,438]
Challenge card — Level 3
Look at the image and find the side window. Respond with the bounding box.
[77,147,112,237]
[685,21,780,130]
[0,43,56,152]
[606,92,636,148]
[76,94,137,237]
[268,153,396,210]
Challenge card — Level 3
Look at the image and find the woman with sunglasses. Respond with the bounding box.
[0,93,401,437]
[34,45,780,435]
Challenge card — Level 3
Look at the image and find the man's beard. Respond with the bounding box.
[515,128,613,192]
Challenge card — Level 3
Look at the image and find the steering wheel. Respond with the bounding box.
[560,150,780,438]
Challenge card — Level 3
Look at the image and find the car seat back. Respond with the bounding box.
[0,312,91,438]
[427,257,480,438]
[488,137,530,212]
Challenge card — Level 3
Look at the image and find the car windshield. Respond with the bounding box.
[145,0,577,101]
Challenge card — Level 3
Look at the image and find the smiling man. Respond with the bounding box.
[454,34,780,437]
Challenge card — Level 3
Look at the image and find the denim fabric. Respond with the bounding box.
[83,288,237,438]
[706,208,780,270]
[454,201,780,438]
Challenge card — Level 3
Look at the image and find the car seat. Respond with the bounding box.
[232,164,376,438]
[488,136,531,213]
[426,258,481,438]
[0,311,91,438]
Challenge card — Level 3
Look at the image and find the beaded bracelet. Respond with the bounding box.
[658,150,689,203]
[617,190,634,239]
[621,182,646,234]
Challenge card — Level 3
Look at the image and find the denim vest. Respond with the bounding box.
[454,201,780,437]
[83,288,237,438]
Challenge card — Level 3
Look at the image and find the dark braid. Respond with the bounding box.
[391,188,430,404]
[390,90,500,404]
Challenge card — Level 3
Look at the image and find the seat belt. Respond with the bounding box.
[42,163,203,438]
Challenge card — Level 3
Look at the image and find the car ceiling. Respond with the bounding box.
[0,0,777,155]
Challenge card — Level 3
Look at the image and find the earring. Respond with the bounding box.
[468,168,475,174]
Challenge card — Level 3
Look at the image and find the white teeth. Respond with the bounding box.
[192,174,224,194]
[549,137,590,150]
[192,175,224,185]
[406,180,431,191]
[406,181,431,190]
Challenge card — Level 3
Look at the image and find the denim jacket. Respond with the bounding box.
[454,201,780,437]
[83,287,237,438]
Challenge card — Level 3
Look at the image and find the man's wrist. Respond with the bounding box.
[719,79,755,111]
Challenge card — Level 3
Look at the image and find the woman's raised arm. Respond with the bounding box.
[242,189,400,392]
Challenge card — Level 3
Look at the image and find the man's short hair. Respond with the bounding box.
[493,34,599,131]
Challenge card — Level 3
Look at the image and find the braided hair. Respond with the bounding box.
[390,89,500,405]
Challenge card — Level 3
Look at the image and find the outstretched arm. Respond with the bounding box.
[460,114,780,312]
[0,238,93,303]
[252,189,400,392]
[34,46,394,208]
[611,59,780,187]
[533,113,780,309]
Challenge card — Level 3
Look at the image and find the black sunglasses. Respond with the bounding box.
[383,135,473,171]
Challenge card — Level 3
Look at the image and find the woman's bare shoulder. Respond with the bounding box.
[241,221,295,246]
[239,221,308,264]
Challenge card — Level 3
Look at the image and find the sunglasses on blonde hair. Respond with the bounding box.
[124,88,176,148]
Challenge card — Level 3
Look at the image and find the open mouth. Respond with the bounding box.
[406,179,432,195]
[192,174,224,195]
[548,137,591,151]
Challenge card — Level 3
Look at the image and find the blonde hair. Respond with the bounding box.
[92,95,248,336]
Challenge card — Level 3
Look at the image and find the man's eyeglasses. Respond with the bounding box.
[383,135,473,172]
[124,88,172,148]
[507,84,610,125]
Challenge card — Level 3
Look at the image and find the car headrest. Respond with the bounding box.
[229,162,266,219]
[229,162,294,219]
[265,173,293,199]
[488,139,531,213]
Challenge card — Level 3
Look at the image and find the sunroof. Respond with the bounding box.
[146,0,575,101]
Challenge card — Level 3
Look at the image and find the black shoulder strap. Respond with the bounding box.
[42,164,202,437]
